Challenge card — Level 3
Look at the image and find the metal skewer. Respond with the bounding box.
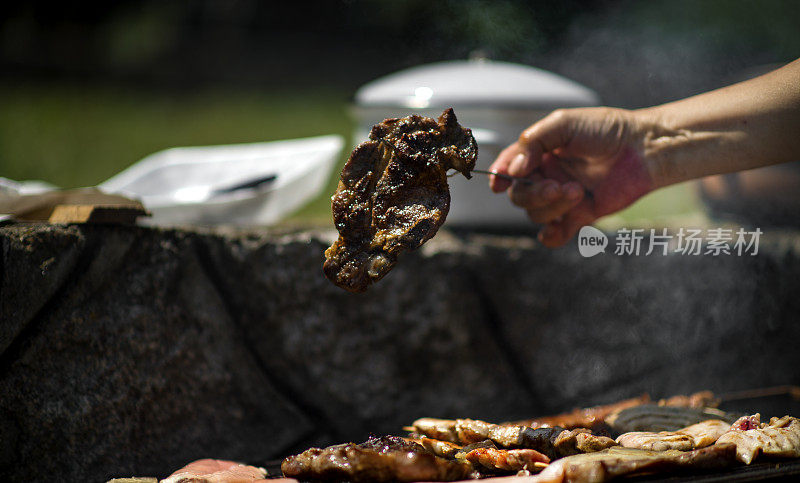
[472,169,533,183]
[448,168,533,184]
[378,137,533,184]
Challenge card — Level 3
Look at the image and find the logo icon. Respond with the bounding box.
[578,226,607,257]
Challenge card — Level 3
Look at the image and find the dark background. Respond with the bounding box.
[4,0,799,102]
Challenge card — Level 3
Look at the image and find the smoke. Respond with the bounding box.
[530,0,800,108]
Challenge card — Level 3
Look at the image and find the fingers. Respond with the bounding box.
[489,109,575,193]
[488,143,523,193]
[509,180,585,224]
[509,109,574,177]
[538,199,596,247]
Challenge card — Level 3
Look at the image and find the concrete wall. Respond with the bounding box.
[2,224,799,481]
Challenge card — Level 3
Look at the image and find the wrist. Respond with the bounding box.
[633,106,739,189]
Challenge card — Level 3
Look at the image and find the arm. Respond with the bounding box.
[643,58,800,187]
[490,58,800,247]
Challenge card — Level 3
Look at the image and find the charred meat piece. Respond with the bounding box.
[323,108,477,292]
[532,444,738,483]
[717,415,800,464]
[280,435,475,482]
[455,418,497,445]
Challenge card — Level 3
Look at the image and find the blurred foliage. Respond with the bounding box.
[0,83,354,222]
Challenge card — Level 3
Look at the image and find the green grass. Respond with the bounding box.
[0,82,703,228]
[0,82,355,223]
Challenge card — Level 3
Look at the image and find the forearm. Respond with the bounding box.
[638,58,800,188]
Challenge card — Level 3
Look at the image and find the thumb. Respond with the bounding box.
[510,109,574,177]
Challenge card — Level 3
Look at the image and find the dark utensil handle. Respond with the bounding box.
[212,174,278,195]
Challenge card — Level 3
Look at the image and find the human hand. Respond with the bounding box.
[489,107,657,247]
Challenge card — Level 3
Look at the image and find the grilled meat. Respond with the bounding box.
[606,404,737,434]
[409,418,460,443]
[616,431,695,451]
[511,394,651,431]
[553,429,618,456]
[411,418,532,448]
[323,108,477,292]
[677,419,733,448]
[658,390,719,408]
[464,447,550,472]
[413,437,463,459]
[531,443,738,483]
[517,427,570,460]
[717,414,800,464]
[410,418,616,461]
[617,419,732,451]
[280,435,475,482]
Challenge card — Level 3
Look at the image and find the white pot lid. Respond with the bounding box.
[355,60,600,109]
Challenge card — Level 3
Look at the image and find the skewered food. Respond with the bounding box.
[413,437,463,459]
[510,394,651,431]
[409,418,616,461]
[717,414,800,464]
[553,429,618,456]
[464,447,549,472]
[280,435,475,482]
[323,108,477,292]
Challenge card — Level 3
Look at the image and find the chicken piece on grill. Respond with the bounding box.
[717,414,800,464]
[531,443,737,483]
[616,419,732,451]
[616,431,695,451]
[676,419,733,448]
[280,435,475,482]
[323,108,477,292]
